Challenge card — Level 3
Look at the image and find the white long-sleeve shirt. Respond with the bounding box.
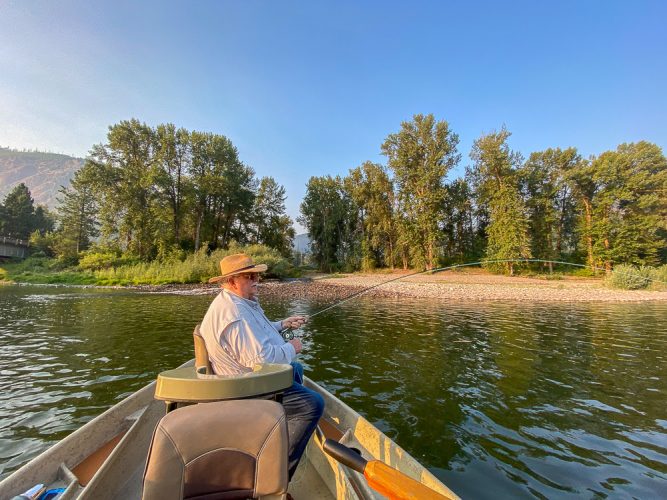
[199,289,297,376]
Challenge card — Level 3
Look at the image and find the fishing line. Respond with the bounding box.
[281,258,665,339]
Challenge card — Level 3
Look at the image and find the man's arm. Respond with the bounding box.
[272,316,308,332]
[226,319,299,367]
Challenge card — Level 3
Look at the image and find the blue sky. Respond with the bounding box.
[1,0,666,232]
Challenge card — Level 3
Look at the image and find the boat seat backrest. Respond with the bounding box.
[193,323,212,375]
[142,399,288,500]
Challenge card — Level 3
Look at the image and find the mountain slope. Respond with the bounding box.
[0,148,84,208]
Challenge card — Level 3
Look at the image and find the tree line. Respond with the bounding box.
[1,119,295,261]
[299,114,667,274]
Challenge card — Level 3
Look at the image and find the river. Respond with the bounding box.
[1,284,666,498]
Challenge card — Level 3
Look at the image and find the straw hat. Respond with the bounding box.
[208,254,268,284]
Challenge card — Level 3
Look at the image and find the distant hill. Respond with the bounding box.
[0,148,84,208]
[293,233,311,253]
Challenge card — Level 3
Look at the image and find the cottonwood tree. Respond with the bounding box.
[382,114,460,269]
[520,148,580,271]
[441,179,478,263]
[344,162,396,269]
[485,184,532,275]
[588,142,667,271]
[189,131,254,250]
[154,124,192,252]
[55,164,99,256]
[252,177,295,257]
[89,119,160,259]
[469,127,531,275]
[299,175,356,272]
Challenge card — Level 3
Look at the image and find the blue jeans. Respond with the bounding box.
[283,363,324,479]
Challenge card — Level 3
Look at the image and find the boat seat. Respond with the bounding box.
[142,399,288,500]
[193,323,213,374]
[153,325,293,411]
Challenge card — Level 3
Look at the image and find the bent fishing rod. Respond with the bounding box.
[281,258,665,340]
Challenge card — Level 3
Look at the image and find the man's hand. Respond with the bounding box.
[282,315,308,330]
[289,338,303,354]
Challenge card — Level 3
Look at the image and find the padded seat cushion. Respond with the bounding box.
[142,400,288,500]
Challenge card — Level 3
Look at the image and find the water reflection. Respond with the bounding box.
[1,285,666,498]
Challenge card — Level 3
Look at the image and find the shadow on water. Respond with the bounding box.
[1,285,666,498]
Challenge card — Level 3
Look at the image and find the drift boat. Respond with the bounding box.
[0,330,458,500]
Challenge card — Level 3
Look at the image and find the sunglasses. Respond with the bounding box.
[239,272,260,281]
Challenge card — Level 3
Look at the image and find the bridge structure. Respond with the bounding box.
[0,236,29,259]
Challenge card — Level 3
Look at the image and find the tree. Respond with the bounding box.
[154,124,192,252]
[252,177,295,257]
[55,163,100,257]
[0,183,49,239]
[299,176,356,272]
[520,148,580,271]
[189,131,253,251]
[469,128,530,274]
[382,114,460,269]
[563,158,598,270]
[344,162,396,269]
[89,119,160,259]
[468,126,522,203]
[485,184,532,275]
[441,179,477,263]
[588,142,667,270]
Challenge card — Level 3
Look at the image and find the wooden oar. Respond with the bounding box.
[321,437,451,500]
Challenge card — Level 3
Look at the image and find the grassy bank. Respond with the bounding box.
[0,245,298,286]
[2,253,665,292]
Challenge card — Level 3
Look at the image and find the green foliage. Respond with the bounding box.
[606,264,653,290]
[606,263,667,290]
[648,265,667,291]
[79,120,290,261]
[520,148,580,264]
[382,114,460,269]
[568,142,667,272]
[345,162,396,270]
[299,176,357,272]
[569,267,600,278]
[78,250,124,271]
[93,243,294,285]
[470,129,531,275]
[29,230,57,257]
[55,162,99,258]
[484,184,531,274]
[441,179,479,263]
[0,183,53,239]
[12,117,665,284]
[251,177,295,257]
[0,256,97,284]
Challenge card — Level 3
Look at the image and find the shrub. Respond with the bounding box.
[92,243,295,285]
[606,264,653,290]
[570,267,600,278]
[649,265,667,291]
[78,251,120,271]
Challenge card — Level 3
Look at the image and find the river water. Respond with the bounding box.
[0,284,666,498]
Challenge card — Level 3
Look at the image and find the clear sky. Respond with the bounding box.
[1,0,666,232]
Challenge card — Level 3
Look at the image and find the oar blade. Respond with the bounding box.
[364,460,451,500]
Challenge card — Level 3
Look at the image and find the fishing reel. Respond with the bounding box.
[282,330,295,341]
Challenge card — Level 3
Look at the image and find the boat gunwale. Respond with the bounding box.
[1,362,458,499]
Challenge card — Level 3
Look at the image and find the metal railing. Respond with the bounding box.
[0,236,29,247]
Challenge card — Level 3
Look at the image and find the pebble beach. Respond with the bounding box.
[144,270,667,303]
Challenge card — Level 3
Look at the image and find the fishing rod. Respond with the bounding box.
[281,258,665,339]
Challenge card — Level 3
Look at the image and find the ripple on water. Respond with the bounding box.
[1,287,667,497]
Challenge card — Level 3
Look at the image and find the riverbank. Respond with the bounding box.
[134,269,667,302]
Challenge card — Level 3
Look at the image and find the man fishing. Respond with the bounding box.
[199,253,324,480]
